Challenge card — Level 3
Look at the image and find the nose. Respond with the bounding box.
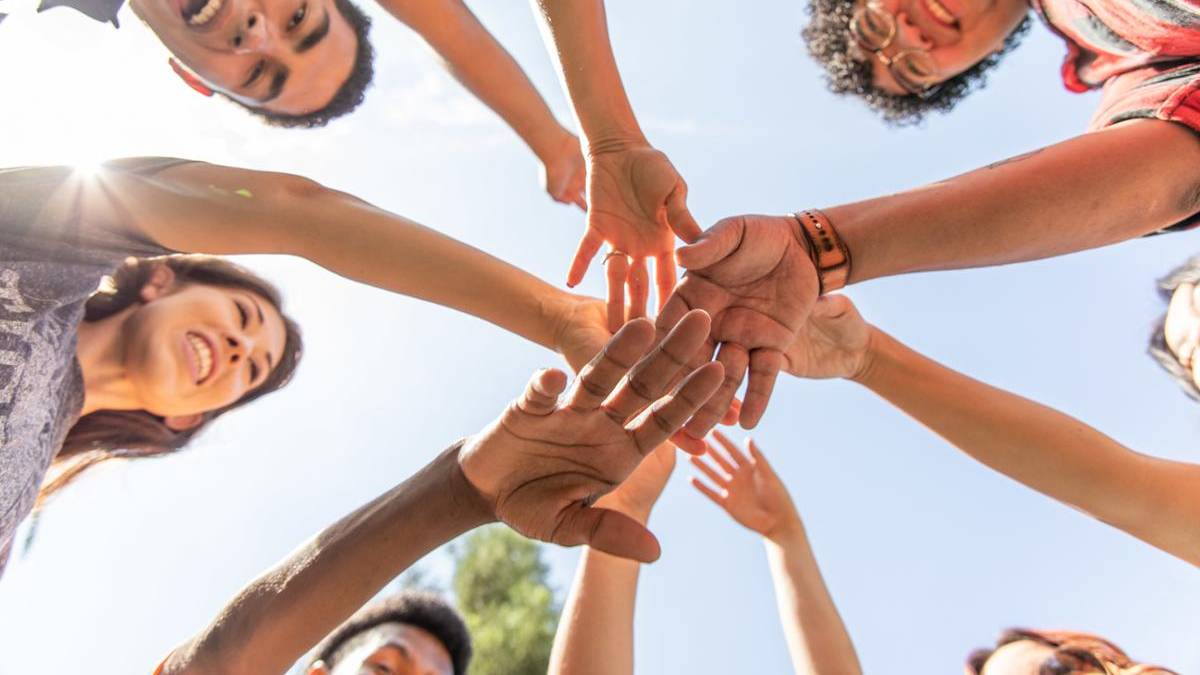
[225,334,249,364]
[895,12,934,49]
[231,12,268,53]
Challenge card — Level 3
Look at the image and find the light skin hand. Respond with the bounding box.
[459,311,723,562]
[781,294,874,382]
[539,129,588,210]
[689,430,799,540]
[658,214,820,435]
[568,143,703,333]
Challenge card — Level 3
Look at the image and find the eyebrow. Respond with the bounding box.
[297,9,330,54]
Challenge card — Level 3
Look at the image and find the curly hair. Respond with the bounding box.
[1148,255,1200,402]
[222,0,375,128]
[801,0,1032,126]
[311,591,473,675]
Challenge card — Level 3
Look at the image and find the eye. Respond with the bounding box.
[287,3,306,29]
[246,59,266,86]
[248,359,261,384]
[234,301,249,329]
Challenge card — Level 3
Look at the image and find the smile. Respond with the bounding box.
[183,0,224,27]
[186,332,216,384]
[923,0,958,26]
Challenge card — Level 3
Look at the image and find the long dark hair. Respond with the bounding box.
[38,255,303,504]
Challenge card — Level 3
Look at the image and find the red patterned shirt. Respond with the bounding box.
[1034,0,1200,230]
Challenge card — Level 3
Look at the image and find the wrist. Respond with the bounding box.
[849,326,890,385]
[793,209,852,295]
[450,436,503,525]
[527,124,576,163]
[762,511,807,546]
[583,131,650,158]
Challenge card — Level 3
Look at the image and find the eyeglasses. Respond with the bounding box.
[967,629,1179,675]
[849,1,941,96]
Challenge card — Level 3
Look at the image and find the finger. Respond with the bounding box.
[556,505,661,562]
[654,252,677,313]
[670,429,708,455]
[705,438,738,476]
[606,309,712,422]
[683,342,748,439]
[675,218,744,270]
[664,183,703,243]
[516,368,568,416]
[812,293,852,319]
[567,318,655,410]
[713,429,750,467]
[690,455,730,487]
[626,257,649,322]
[629,361,724,453]
[721,397,742,426]
[573,189,588,211]
[739,349,785,429]
[746,439,776,477]
[605,253,629,334]
[568,229,605,288]
[688,475,726,507]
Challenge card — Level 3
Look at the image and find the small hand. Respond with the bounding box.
[540,131,588,210]
[459,311,724,562]
[552,294,611,374]
[566,143,702,332]
[658,214,820,435]
[689,431,797,538]
[783,294,872,381]
[595,443,676,524]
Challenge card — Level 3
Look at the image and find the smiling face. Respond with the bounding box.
[314,623,454,675]
[854,0,1030,94]
[129,0,357,115]
[977,639,1102,674]
[121,280,287,419]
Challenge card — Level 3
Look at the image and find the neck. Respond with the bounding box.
[76,308,141,416]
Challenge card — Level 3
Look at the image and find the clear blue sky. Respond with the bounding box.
[0,1,1196,672]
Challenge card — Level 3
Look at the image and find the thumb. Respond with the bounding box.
[812,294,852,319]
[675,218,744,270]
[517,368,568,415]
[556,505,661,562]
[663,184,702,243]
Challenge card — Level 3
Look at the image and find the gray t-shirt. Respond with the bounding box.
[0,158,184,576]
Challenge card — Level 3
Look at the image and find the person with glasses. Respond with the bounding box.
[548,432,1178,674]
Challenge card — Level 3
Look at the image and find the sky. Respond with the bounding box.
[0,0,1198,673]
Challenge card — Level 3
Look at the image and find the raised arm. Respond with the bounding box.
[662,118,1200,434]
[548,444,676,675]
[690,432,861,675]
[159,313,722,675]
[783,295,1200,567]
[75,160,613,370]
[379,0,585,208]
[533,0,701,330]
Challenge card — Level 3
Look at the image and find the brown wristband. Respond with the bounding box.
[793,209,851,295]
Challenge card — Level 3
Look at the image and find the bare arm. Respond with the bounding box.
[379,0,585,207]
[855,327,1200,566]
[548,445,675,675]
[78,161,608,369]
[782,295,1200,566]
[690,434,861,674]
[831,120,1200,282]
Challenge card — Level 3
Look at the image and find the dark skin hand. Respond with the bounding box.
[656,214,819,435]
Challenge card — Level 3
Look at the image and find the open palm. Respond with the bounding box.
[689,431,796,537]
[659,214,820,435]
[460,311,723,562]
[783,294,872,381]
[567,144,703,332]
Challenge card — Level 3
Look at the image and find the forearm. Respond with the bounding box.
[763,518,862,675]
[532,0,645,148]
[385,0,571,159]
[856,328,1200,565]
[105,162,578,352]
[548,548,640,675]
[828,120,1200,284]
[162,444,493,675]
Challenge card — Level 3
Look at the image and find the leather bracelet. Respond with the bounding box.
[793,209,851,295]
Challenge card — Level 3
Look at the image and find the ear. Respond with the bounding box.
[164,413,204,431]
[169,57,215,97]
[138,264,177,303]
[307,661,331,675]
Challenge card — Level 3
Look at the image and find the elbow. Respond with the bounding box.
[271,172,335,202]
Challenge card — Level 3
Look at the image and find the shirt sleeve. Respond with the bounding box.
[1088,61,1200,233]
[0,158,192,264]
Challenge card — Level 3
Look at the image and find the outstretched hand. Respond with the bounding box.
[540,131,588,210]
[459,311,723,562]
[657,214,820,436]
[783,294,872,381]
[689,431,797,538]
[566,144,702,333]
